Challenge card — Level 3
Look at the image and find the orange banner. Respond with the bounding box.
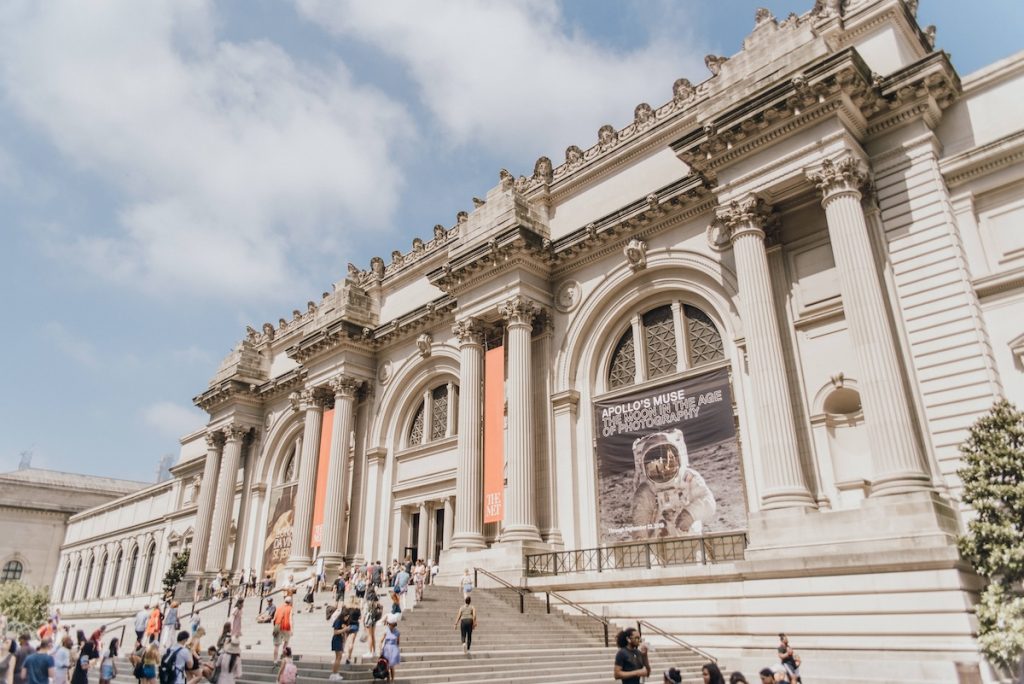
[483,346,505,523]
[310,408,334,548]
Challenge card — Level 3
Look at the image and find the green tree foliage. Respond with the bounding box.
[0,582,50,635]
[958,400,1024,672]
[161,550,190,599]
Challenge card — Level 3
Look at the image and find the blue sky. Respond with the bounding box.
[1,0,1021,482]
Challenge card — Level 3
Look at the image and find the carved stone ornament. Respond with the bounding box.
[278,317,287,330]
[754,7,774,25]
[714,196,771,241]
[513,175,531,194]
[705,54,729,77]
[377,359,393,385]
[565,145,584,167]
[416,332,433,358]
[412,237,424,252]
[672,78,695,105]
[204,430,222,448]
[498,168,514,190]
[924,25,936,49]
[812,0,844,18]
[500,296,540,326]
[452,317,484,346]
[293,388,319,412]
[370,256,385,277]
[307,300,317,314]
[533,156,554,184]
[191,475,202,500]
[554,280,581,314]
[292,309,302,321]
[705,220,733,252]
[262,323,276,341]
[598,124,618,150]
[222,423,249,442]
[456,210,469,224]
[347,262,361,278]
[633,103,654,127]
[624,238,648,272]
[433,224,446,240]
[329,374,360,398]
[245,326,259,344]
[391,250,403,264]
[808,156,868,200]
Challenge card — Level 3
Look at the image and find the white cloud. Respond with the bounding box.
[295,0,707,163]
[41,321,98,368]
[141,401,206,440]
[0,0,414,302]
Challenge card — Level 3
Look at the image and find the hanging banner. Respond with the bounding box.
[310,408,334,548]
[262,484,296,577]
[483,346,505,523]
[593,367,745,544]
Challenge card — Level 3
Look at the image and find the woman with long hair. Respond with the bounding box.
[98,638,119,684]
[702,662,726,684]
[70,631,98,684]
[215,640,242,684]
[230,600,243,638]
[140,645,159,684]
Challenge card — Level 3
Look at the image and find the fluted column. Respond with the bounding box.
[442,497,454,550]
[718,197,815,509]
[450,318,486,549]
[500,296,543,542]
[416,502,429,561]
[809,157,932,495]
[187,431,223,575]
[287,389,324,569]
[319,375,360,567]
[206,424,248,573]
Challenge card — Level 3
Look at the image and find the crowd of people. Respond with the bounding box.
[614,628,804,684]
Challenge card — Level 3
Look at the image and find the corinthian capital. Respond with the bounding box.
[291,387,322,412]
[452,317,484,346]
[328,374,360,398]
[714,196,771,243]
[222,423,250,442]
[499,295,541,327]
[204,430,224,449]
[808,156,868,201]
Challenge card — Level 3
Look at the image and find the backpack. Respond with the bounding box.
[158,647,182,684]
[279,661,297,684]
[371,657,389,679]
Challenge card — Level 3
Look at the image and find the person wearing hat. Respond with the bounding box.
[214,640,242,684]
[381,614,401,681]
[272,597,293,664]
[663,667,683,683]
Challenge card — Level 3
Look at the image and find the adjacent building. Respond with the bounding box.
[47,0,1024,680]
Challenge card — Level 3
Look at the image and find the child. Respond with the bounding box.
[277,647,297,684]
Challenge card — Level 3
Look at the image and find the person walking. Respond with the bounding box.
[453,597,476,655]
[380,615,400,682]
[97,638,118,684]
[162,602,181,649]
[215,640,242,684]
[132,606,149,646]
[302,584,315,614]
[702,663,726,684]
[230,600,244,638]
[362,593,383,660]
[144,607,161,646]
[328,602,349,681]
[70,631,99,684]
[215,623,231,653]
[459,569,473,600]
[276,648,296,684]
[341,597,361,667]
[19,638,53,684]
[12,633,35,684]
[272,597,293,664]
[139,646,158,684]
[53,635,72,684]
[613,628,649,684]
[166,631,195,684]
[412,561,425,604]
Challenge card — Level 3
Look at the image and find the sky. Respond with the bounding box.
[0,0,1021,483]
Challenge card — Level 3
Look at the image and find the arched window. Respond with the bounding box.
[284,452,297,482]
[406,383,458,447]
[82,557,94,599]
[607,303,724,389]
[60,561,71,600]
[72,559,82,600]
[1,560,23,582]
[142,543,156,593]
[95,553,108,598]
[125,546,139,595]
[110,550,123,597]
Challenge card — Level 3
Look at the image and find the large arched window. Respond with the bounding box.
[125,546,139,595]
[60,561,71,600]
[608,303,724,389]
[407,382,458,447]
[81,556,94,599]
[72,559,82,600]
[110,549,123,597]
[95,552,108,598]
[142,543,156,593]
[1,560,23,582]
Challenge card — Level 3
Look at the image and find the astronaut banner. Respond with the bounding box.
[594,367,745,544]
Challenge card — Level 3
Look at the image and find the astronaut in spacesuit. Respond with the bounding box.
[630,428,716,537]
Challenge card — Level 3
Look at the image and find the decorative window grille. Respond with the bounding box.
[408,404,425,444]
[685,305,724,365]
[608,330,636,388]
[430,386,449,440]
[643,306,677,379]
[284,453,297,482]
[125,547,139,595]
[0,560,22,582]
[82,558,94,599]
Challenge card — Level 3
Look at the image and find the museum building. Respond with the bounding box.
[48,0,1024,680]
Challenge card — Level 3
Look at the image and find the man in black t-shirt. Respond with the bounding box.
[613,628,649,684]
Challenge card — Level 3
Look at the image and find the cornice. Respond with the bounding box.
[940,130,1024,189]
[426,225,551,296]
[973,265,1024,300]
[193,378,264,413]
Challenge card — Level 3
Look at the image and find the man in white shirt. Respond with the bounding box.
[133,605,150,645]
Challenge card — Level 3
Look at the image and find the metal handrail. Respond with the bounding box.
[636,619,716,663]
[473,567,527,613]
[256,575,315,615]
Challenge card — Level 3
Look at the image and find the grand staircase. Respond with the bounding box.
[200,583,710,683]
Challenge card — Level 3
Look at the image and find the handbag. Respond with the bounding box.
[209,663,222,684]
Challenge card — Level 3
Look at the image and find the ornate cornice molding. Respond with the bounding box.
[427,225,550,296]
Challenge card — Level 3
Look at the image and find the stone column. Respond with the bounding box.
[450,318,486,549]
[187,431,223,575]
[287,389,324,569]
[500,296,543,542]
[320,375,360,568]
[442,497,454,550]
[809,157,932,495]
[205,424,248,573]
[416,502,429,561]
[717,197,815,510]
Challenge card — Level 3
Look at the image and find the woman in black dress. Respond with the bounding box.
[71,631,100,684]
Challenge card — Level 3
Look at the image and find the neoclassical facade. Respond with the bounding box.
[52,1,1024,680]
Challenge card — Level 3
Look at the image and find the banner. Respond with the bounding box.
[483,346,505,523]
[310,408,334,548]
[593,367,745,544]
[262,484,296,577]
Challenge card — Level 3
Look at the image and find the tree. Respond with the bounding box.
[162,549,190,599]
[958,400,1024,675]
[0,582,49,634]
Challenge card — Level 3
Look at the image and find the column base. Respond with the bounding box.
[318,553,345,577]
[870,471,934,497]
[448,532,486,550]
[760,486,818,511]
[541,528,564,548]
[499,524,542,543]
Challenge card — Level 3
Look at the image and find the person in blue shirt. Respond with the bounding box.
[20,639,54,684]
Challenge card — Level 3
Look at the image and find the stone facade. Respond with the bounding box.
[50,1,1024,681]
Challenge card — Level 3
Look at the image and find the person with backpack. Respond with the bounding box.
[276,648,296,684]
[159,632,194,684]
[362,595,383,660]
[272,597,293,665]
